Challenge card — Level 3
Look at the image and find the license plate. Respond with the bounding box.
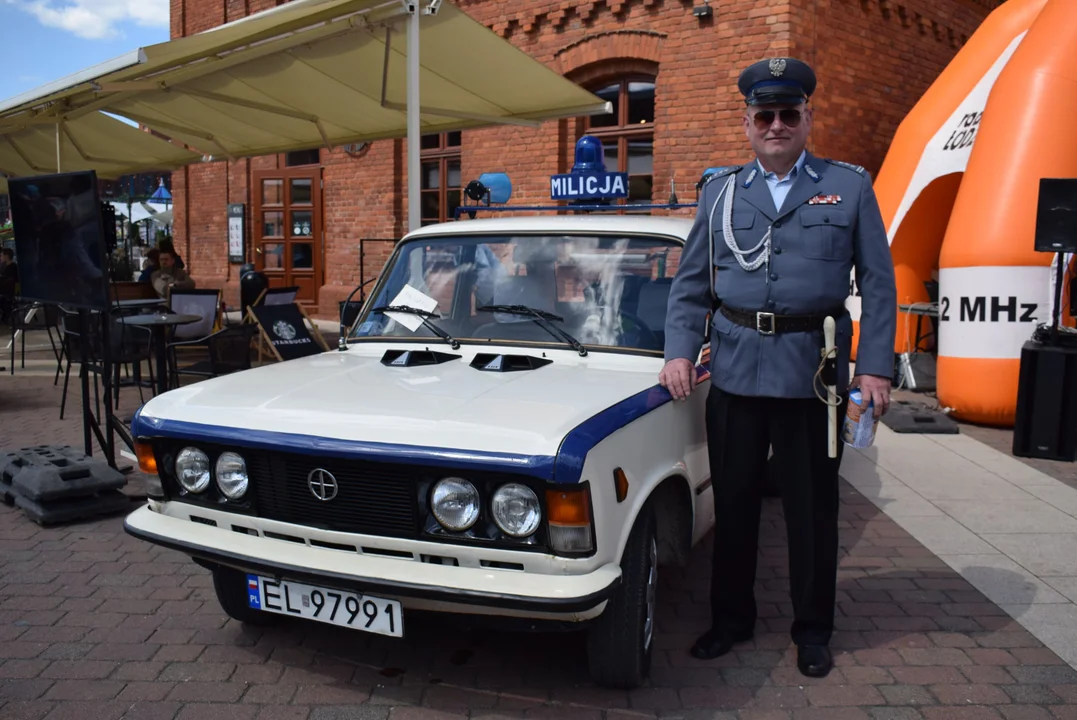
[246,574,403,637]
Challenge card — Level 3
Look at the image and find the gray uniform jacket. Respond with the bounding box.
[664,151,897,398]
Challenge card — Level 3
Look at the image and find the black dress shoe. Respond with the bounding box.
[690,629,753,660]
[797,643,833,678]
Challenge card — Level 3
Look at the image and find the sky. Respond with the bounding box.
[0,0,170,104]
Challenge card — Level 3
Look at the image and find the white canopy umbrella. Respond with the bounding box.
[109,201,173,225]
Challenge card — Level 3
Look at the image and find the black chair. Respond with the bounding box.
[57,308,105,421]
[105,313,155,408]
[9,300,62,377]
[0,276,16,325]
[257,285,300,307]
[167,323,258,386]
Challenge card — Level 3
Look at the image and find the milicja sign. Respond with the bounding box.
[549,171,629,201]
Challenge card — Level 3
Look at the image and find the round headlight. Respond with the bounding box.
[491,484,541,537]
[430,477,480,531]
[175,447,210,493]
[215,452,248,500]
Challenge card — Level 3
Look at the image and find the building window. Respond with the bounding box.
[420,132,462,226]
[583,77,655,208]
[286,148,321,167]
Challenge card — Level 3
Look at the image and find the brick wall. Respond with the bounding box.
[792,0,1001,178]
[171,0,1000,318]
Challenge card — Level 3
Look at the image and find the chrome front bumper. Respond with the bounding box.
[124,503,621,617]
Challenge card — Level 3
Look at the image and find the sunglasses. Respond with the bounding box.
[752,108,804,129]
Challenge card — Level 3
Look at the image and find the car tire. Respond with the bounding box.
[211,566,278,626]
[586,502,657,689]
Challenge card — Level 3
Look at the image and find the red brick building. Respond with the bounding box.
[169,0,1002,319]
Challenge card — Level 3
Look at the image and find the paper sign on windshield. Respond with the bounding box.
[386,284,439,332]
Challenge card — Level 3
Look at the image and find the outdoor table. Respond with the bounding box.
[112,298,166,311]
[119,313,201,395]
[899,301,939,355]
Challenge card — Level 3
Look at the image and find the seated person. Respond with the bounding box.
[138,248,160,283]
[0,248,18,284]
[151,250,196,298]
[157,239,186,271]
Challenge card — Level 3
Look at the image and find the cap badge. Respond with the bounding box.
[769,58,787,77]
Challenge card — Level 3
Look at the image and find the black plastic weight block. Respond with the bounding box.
[13,490,133,526]
[1,445,126,502]
[880,401,960,434]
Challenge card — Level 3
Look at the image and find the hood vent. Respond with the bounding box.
[381,349,461,367]
[470,353,553,372]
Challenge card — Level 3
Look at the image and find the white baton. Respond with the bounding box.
[823,316,838,459]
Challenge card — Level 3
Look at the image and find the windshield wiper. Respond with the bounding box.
[371,304,460,350]
[477,304,588,357]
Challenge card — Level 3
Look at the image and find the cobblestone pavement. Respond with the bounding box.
[4,370,1077,719]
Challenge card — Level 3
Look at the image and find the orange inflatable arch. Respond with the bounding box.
[853,0,1077,427]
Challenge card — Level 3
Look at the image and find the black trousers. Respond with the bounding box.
[705,384,849,646]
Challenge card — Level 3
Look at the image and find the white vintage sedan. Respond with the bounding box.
[124,213,714,688]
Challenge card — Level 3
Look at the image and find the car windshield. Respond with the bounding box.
[352,232,684,354]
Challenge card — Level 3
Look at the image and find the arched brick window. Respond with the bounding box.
[582,76,655,208]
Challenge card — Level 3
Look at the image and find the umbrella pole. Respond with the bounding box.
[407,4,420,233]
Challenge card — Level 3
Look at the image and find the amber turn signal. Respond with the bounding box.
[613,467,629,503]
[134,442,157,475]
[545,487,591,526]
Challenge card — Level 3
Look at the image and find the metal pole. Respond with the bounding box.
[406,5,420,233]
[56,122,61,172]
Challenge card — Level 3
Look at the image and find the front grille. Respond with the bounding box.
[247,452,419,538]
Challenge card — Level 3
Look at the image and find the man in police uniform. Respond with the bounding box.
[661,57,897,678]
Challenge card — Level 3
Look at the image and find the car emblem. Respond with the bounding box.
[307,468,338,501]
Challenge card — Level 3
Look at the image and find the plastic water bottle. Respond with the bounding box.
[841,388,879,449]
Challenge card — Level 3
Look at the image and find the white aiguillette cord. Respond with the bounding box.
[707,175,773,294]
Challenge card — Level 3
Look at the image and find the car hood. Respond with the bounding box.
[135,344,666,458]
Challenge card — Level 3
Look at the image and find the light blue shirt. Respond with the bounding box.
[759,150,807,213]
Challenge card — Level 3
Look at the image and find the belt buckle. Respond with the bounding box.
[756,311,776,335]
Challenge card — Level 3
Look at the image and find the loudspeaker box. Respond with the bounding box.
[1035,178,1077,253]
[1013,339,1077,461]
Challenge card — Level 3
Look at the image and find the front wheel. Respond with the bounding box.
[586,504,657,689]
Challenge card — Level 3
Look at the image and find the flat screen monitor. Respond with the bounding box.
[7,171,110,310]
[1035,178,1077,253]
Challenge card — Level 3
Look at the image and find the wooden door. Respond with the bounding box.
[252,167,323,305]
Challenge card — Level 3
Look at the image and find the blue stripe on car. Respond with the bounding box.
[130,363,708,486]
[552,364,708,484]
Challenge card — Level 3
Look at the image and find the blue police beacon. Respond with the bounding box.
[550,136,629,204]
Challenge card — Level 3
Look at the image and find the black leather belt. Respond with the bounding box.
[720,305,845,335]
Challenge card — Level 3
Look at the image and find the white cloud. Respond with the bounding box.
[7,0,168,40]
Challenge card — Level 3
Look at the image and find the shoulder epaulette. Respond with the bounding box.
[825,158,865,175]
[702,164,743,187]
